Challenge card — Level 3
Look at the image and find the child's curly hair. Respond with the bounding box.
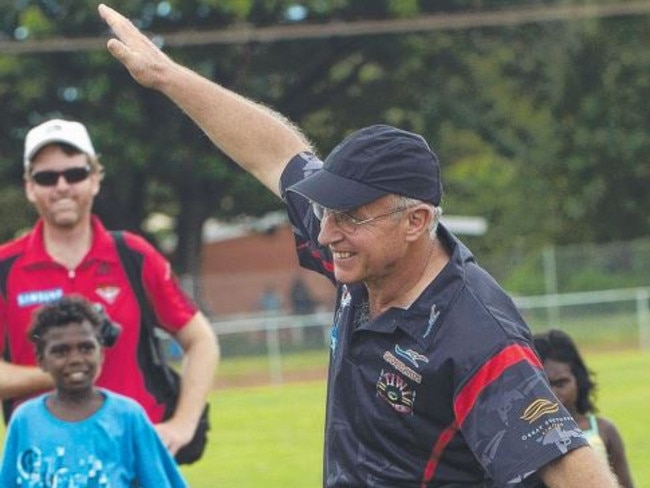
[28,295,103,357]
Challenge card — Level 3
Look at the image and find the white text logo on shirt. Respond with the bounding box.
[17,288,63,307]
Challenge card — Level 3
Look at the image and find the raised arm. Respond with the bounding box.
[98,3,312,197]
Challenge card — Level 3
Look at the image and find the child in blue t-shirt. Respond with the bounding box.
[0,295,188,488]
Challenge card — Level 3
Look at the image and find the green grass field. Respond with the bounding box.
[1,348,648,487]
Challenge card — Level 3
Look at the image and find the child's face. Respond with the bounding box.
[543,358,578,413]
[38,321,103,394]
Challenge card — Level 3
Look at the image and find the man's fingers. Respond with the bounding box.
[105,38,128,63]
[98,4,121,30]
[99,3,143,47]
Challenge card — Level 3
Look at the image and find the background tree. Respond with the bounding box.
[0,0,649,295]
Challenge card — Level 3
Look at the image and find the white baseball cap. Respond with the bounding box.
[23,119,96,169]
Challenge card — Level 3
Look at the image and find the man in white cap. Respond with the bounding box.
[0,117,219,464]
[97,4,621,487]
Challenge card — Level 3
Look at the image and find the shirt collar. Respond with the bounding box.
[354,224,473,346]
[21,215,119,267]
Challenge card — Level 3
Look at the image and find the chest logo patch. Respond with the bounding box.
[383,351,422,384]
[376,370,416,414]
[394,345,428,368]
[95,286,121,304]
[17,288,63,307]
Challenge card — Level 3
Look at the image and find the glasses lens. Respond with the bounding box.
[31,167,91,186]
[31,171,59,186]
[311,201,367,233]
[62,167,91,183]
[333,212,358,234]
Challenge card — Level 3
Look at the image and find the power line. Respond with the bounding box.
[1,1,649,54]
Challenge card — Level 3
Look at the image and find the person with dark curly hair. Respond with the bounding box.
[0,295,187,487]
[0,118,218,463]
[534,329,635,488]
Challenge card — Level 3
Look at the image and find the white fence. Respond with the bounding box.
[195,287,650,385]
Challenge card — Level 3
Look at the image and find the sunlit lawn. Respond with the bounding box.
[1,348,648,487]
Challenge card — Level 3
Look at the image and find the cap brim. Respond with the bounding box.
[286,169,388,210]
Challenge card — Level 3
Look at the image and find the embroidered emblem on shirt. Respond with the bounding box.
[300,151,323,178]
[538,425,584,454]
[329,285,350,357]
[376,370,416,414]
[480,429,507,466]
[95,286,121,305]
[382,351,422,384]
[17,289,63,307]
[330,317,339,356]
[423,304,440,338]
[520,399,560,423]
[394,345,429,368]
[340,285,351,308]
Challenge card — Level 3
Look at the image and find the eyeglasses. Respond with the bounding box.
[30,166,92,187]
[311,202,415,234]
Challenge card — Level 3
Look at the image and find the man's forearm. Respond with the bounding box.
[172,314,219,431]
[0,360,53,399]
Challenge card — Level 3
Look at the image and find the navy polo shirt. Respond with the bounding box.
[281,153,588,487]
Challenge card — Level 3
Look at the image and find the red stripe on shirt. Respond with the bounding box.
[455,343,542,427]
[419,343,541,486]
[420,421,459,488]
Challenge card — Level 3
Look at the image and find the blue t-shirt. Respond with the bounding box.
[0,389,187,488]
[281,152,588,487]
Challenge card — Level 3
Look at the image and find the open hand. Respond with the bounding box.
[154,419,195,456]
[98,3,174,90]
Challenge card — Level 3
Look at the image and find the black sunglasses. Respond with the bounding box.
[31,166,92,187]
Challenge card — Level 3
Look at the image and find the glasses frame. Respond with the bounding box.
[30,166,93,187]
[311,202,418,234]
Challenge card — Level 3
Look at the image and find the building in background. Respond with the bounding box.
[198,211,486,318]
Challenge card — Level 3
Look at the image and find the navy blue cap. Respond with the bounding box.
[286,124,442,209]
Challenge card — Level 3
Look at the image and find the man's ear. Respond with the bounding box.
[405,207,432,241]
[90,173,101,197]
[25,179,37,204]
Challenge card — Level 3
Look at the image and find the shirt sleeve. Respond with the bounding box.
[0,409,22,487]
[280,152,335,283]
[455,342,588,485]
[130,402,188,488]
[124,233,198,333]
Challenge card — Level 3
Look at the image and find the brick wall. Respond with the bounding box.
[199,224,335,316]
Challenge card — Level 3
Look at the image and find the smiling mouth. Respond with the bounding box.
[333,251,354,259]
[67,371,88,381]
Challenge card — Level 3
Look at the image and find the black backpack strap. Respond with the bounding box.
[111,231,210,465]
[111,231,180,416]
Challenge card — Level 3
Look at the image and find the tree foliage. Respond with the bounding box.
[0,0,649,285]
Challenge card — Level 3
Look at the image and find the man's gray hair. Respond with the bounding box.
[391,195,442,237]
